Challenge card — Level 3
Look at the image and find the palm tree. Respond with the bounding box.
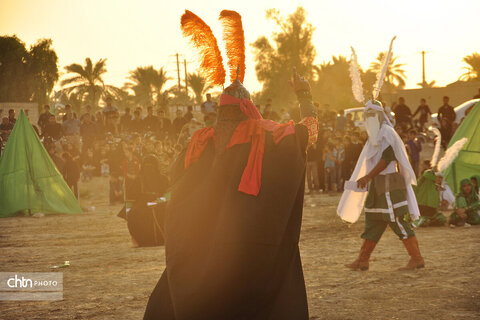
[124,66,170,108]
[150,67,169,106]
[188,72,212,105]
[125,67,153,106]
[459,52,480,81]
[60,58,116,107]
[370,52,407,90]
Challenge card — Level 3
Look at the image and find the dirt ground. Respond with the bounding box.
[1,176,479,320]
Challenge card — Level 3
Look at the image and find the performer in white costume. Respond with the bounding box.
[338,37,425,271]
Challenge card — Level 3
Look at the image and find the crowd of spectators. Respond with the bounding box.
[305,105,365,194]
[36,96,203,203]
[304,95,464,194]
[0,92,469,200]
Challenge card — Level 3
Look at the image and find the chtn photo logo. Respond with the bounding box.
[7,275,32,288]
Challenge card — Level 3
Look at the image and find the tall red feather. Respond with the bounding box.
[180,10,226,87]
[219,10,246,83]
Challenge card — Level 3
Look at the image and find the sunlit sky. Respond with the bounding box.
[1,0,478,95]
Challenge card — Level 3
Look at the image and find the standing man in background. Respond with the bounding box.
[38,105,51,134]
[438,96,456,125]
[412,98,431,131]
[393,97,412,129]
[201,93,217,114]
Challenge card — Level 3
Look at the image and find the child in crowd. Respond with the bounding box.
[334,138,345,192]
[323,143,337,192]
[81,149,96,181]
[406,129,422,177]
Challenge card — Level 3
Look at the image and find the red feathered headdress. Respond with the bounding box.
[180,10,246,87]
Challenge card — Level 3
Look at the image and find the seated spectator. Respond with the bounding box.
[471,175,480,196]
[449,179,480,227]
[413,170,447,227]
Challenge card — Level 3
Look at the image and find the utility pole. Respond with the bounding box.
[176,53,181,91]
[184,59,188,99]
[421,50,426,87]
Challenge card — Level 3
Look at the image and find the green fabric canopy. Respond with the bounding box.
[0,110,82,217]
[443,102,480,194]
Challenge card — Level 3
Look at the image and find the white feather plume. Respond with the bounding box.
[429,126,442,169]
[437,138,468,172]
[372,36,396,99]
[349,46,364,103]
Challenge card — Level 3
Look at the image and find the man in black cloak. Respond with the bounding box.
[144,10,318,320]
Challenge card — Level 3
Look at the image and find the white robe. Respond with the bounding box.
[337,123,420,223]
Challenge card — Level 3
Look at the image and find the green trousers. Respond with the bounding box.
[361,213,415,243]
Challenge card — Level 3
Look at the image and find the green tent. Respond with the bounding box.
[443,102,480,193]
[0,110,82,217]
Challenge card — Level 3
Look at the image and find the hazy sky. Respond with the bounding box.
[1,0,478,95]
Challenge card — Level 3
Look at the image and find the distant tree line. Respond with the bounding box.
[1,12,480,113]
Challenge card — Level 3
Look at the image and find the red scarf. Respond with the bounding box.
[184,95,295,196]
